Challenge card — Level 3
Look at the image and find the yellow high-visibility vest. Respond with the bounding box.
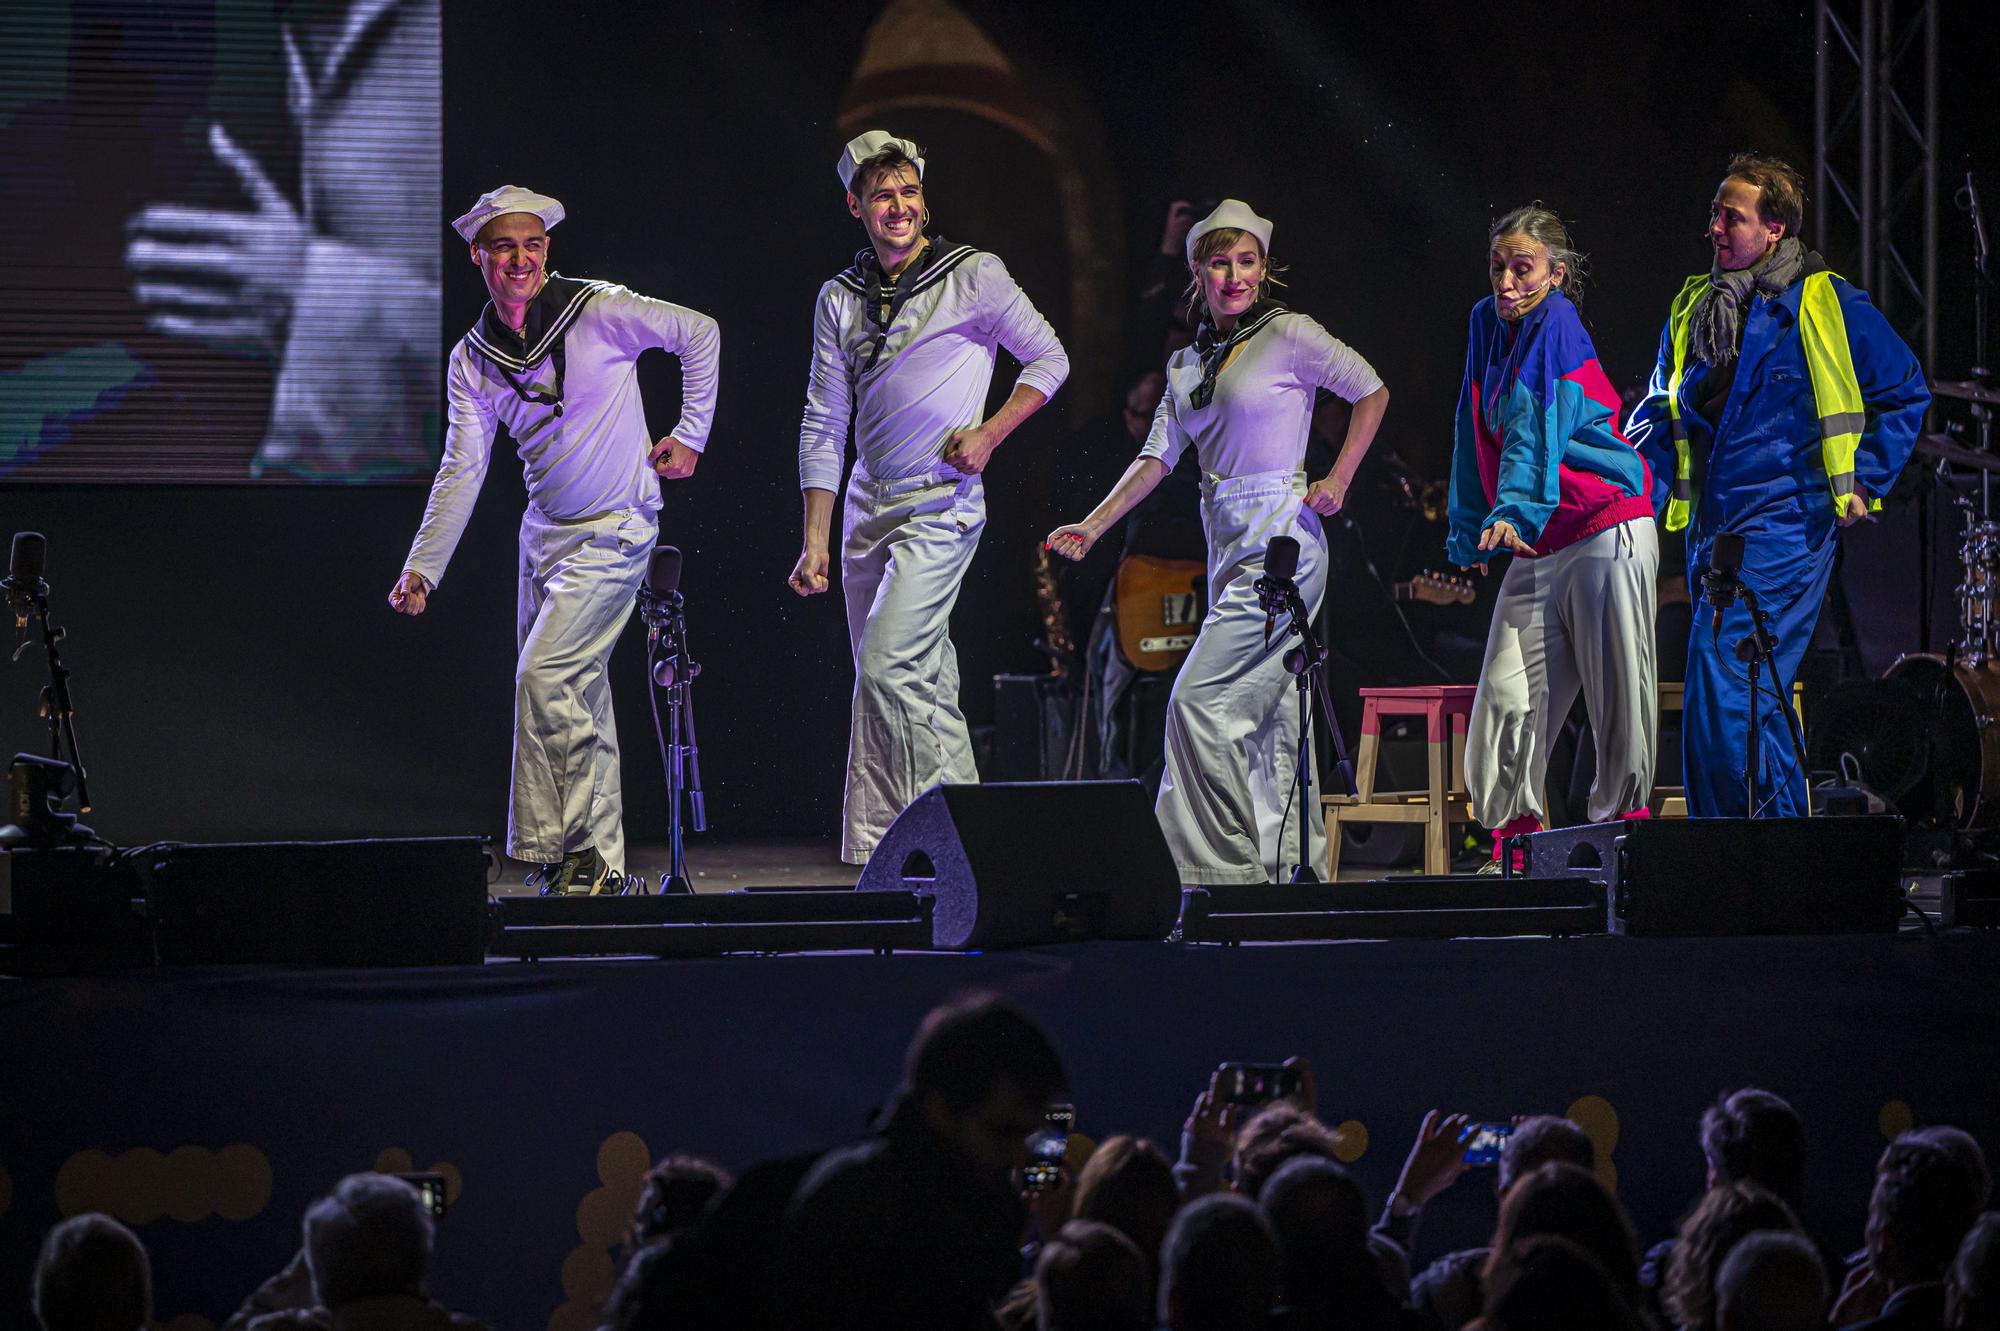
[1661,270,1875,532]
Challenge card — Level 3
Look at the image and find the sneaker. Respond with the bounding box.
[530,847,616,896]
[1475,858,1504,876]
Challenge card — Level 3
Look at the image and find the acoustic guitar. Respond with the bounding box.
[1114,553,1207,671]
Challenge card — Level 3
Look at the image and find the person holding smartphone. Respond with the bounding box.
[1048,201,1389,886]
[1448,205,1659,873]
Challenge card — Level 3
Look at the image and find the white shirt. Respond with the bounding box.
[1140,310,1381,478]
[403,283,720,586]
[797,245,1068,492]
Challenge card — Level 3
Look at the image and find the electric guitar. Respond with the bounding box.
[1392,570,1475,607]
[1114,553,1207,671]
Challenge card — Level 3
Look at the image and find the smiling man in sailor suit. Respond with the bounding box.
[789,132,1070,865]
[389,186,721,895]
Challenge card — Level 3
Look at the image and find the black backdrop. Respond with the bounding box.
[4,0,1996,845]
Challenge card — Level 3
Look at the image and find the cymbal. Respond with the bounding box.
[1917,432,2000,472]
[1934,379,2000,407]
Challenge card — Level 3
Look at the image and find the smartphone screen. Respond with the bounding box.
[1216,1063,1300,1105]
[397,1171,449,1219]
[1024,1103,1074,1192]
[1461,1122,1513,1166]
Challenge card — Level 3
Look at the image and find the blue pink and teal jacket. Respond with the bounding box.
[1446,290,1654,566]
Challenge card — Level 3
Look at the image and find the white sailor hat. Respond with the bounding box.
[1185,199,1274,263]
[451,186,565,242]
[837,131,925,193]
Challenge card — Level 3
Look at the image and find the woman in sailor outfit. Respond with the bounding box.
[1048,201,1389,885]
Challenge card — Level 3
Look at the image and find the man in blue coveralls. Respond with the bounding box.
[1627,154,1930,817]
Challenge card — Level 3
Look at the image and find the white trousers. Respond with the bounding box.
[840,469,986,865]
[1156,471,1327,885]
[1466,518,1659,828]
[509,504,654,870]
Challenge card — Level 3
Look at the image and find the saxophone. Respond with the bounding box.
[1032,543,1077,679]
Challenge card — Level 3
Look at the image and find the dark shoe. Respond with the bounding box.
[531,847,615,896]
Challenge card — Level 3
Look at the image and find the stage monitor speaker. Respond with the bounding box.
[1520,816,1903,936]
[856,780,1179,949]
[148,837,490,966]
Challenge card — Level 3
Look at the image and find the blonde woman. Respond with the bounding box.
[1048,200,1389,884]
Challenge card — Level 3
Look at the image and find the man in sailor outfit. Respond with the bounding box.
[389,186,721,895]
[789,133,1070,865]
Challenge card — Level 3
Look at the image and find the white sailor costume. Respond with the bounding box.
[403,274,720,871]
[1139,303,1382,884]
[797,239,1068,863]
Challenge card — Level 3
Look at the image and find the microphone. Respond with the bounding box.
[3,531,48,629]
[639,543,696,687]
[646,544,682,597]
[1704,530,1746,632]
[1266,534,1300,583]
[1260,535,1300,646]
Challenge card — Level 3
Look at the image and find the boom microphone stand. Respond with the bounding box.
[635,545,706,895]
[1256,536,1358,884]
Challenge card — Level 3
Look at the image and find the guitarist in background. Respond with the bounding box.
[1449,206,1660,873]
[1076,368,1207,780]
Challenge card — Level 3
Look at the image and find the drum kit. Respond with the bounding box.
[1852,378,2000,832]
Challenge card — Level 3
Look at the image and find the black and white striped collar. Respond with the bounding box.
[831,237,978,298]
[465,273,613,373]
[1188,300,1288,409]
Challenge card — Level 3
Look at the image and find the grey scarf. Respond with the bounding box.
[1691,236,1807,366]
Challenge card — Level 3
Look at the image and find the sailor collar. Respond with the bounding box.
[466,272,612,372]
[833,237,980,374]
[464,272,612,416]
[1189,299,1287,409]
[831,236,977,299]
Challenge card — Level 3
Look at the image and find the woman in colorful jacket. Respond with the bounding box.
[1449,205,1660,871]
[1046,200,1390,884]
[1624,154,1928,818]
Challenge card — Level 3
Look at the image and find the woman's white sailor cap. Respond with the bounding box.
[452,186,565,242]
[1186,199,1274,263]
[837,131,925,193]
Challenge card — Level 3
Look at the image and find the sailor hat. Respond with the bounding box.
[836,131,925,193]
[452,186,565,243]
[1185,199,1274,263]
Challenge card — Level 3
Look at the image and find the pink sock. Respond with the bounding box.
[1491,815,1542,859]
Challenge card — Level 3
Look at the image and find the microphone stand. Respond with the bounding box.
[636,585,705,896]
[6,580,95,844]
[1705,574,1811,818]
[1259,574,1357,883]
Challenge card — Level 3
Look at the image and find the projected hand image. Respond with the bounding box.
[125,123,306,358]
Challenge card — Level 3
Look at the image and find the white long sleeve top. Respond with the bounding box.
[797,244,1068,492]
[402,282,720,586]
[1139,309,1381,478]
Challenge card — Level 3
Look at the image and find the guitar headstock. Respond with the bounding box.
[1394,570,1475,607]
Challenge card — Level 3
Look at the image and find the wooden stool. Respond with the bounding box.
[1324,685,1479,877]
[1650,680,1805,817]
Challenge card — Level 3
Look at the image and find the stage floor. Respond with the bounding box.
[492,836,1451,895]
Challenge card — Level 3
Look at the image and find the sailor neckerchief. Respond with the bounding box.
[834,236,979,375]
[464,272,613,417]
[1188,299,1287,410]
